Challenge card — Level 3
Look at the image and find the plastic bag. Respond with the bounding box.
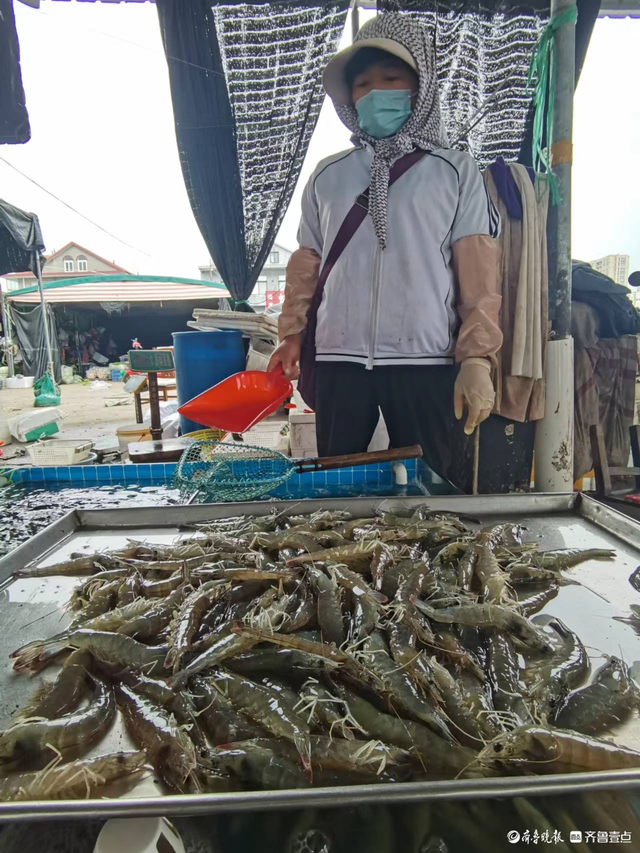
[33,374,61,408]
[90,381,109,391]
[60,365,74,385]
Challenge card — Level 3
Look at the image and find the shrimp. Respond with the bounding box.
[425,657,487,746]
[116,684,199,793]
[212,671,312,780]
[287,540,381,567]
[295,678,365,740]
[485,631,531,725]
[194,565,300,582]
[226,648,340,677]
[14,548,137,578]
[457,548,477,591]
[531,548,615,570]
[139,570,183,598]
[517,583,559,616]
[210,740,308,790]
[0,675,115,766]
[474,542,509,603]
[71,596,157,632]
[413,600,552,654]
[64,629,167,676]
[457,672,504,740]
[309,735,413,780]
[190,676,266,745]
[429,629,485,682]
[167,628,261,690]
[523,615,589,716]
[334,685,479,779]
[370,543,395,592]
[117,571,141,606]
[551,656,639,735]
[0,751,147,801]
[358,632,453,742]
[165,580,230,672]
[117,586,185,640]
[306,565,346,646]
[14,649,92,721]
[479,725,640,774]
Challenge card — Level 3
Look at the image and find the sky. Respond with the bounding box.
[1,3,639,281]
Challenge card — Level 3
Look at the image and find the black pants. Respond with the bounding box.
[314,362,457,481]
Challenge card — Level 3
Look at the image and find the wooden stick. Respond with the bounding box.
[472,427,480,496]
[294,444,423,473]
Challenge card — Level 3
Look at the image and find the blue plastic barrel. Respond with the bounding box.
[172,330,245,434]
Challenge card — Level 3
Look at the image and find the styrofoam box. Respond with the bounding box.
[245,337,275,372]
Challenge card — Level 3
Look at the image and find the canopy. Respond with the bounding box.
[6,274,230,303]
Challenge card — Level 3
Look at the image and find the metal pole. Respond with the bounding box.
[549,0,575,340]
[351,2,360,41]
[147,372,163,442]
[0,292,15,378]
[34,253,55,381]
[534,0,576,492]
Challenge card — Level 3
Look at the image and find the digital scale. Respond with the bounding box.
[127,349,175,442]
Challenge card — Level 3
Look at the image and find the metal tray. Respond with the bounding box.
[1,493,640,821]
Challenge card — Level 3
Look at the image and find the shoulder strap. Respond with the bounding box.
[317,148,427,287]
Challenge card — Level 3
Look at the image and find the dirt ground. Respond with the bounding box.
[0,382,143,464]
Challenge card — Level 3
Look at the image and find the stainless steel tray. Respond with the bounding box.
[1,493,640,821]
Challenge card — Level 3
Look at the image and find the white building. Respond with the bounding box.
[589,254,630,287]
[199,243,293,309]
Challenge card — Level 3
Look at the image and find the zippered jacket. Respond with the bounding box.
[279,142,503,368]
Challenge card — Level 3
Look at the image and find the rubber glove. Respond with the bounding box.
[454,357,495,435]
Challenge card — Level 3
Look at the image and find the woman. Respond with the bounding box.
[269,14,502,482]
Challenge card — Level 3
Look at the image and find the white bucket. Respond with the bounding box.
[116,423,152,452]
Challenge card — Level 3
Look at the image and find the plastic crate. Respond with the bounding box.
[28,439,93,466]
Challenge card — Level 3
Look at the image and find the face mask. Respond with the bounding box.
[355,88,413,139]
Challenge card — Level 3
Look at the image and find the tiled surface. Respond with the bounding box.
[2,458,425,491]
[3,463,178,485]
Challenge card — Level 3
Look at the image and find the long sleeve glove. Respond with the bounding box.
[454,357,495,434]
[277,247,321,340]
[452,235,503,367]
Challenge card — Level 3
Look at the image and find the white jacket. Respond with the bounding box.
[297,143,500,368]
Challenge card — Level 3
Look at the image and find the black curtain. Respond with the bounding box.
[11,303,61,382]
[0,0,30,145]
[156,0,349,310]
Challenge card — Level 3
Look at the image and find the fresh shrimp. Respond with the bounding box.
[523,615,589,716]
[485,631,531,725]
[309,735,413,780]
[117,586,185,640]
[531,548,615,570]
[68,569,130,609]
[116,571,141,606]
[74,578,122,621]
[357,632,453,742]
[474,542,510,603]
[281,581,316,634]
[14,549,137,578]
[71,596,157,632]
[15,629,168,677]
[428,629,485,682]
[370,543,395,592]
[334,685,480,779]
[14,649,92,721]
[457,672,504,740]
[457,548,477,591]
[517,583,559,616]
[209,740,308,790]
[226,647,341,677]
[306,565,346,646]
[139,570,183,598]
[0,674,115,766]
[212,671,312,781]
[167,627,261,690]
[0,751,147,802]
[165,580,230,672]
[551,656,639,735]
[504,563,569,583]
[295,678,365,740]
[426,657,487,746]
[190,676,267,745]
[413,600,552,654]
[287,540,381,567]
[116,684,199,793]
[478,725,640,773]
[195,566,300,582]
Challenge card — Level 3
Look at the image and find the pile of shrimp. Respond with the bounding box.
[1,503,638,806]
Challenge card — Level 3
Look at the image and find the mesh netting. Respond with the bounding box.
[174,441,296,502]
[213,3,349,276]
[379,3,548,167]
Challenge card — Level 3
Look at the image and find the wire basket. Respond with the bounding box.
[174,440,295,502]
[183,428,226,442]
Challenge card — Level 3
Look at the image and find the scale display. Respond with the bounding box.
[128,349,175,373]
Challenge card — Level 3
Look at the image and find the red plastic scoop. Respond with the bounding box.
[178,369,293,433]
